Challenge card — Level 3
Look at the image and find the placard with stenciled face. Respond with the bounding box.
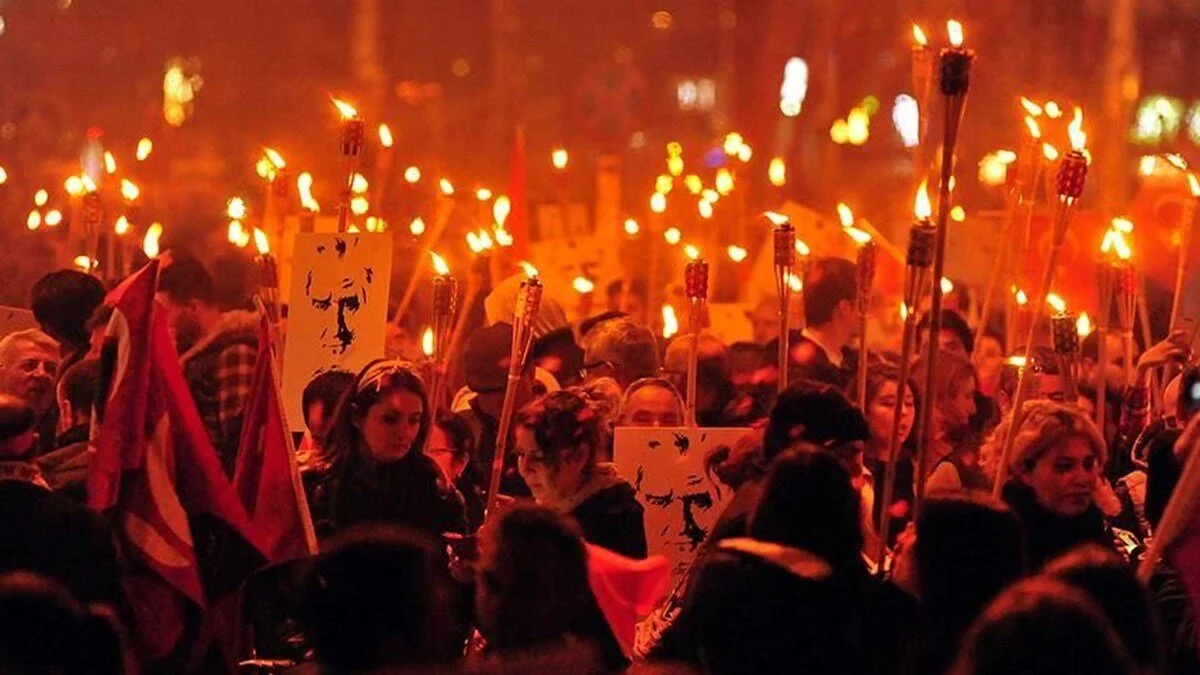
[614,426,753,598]
[281,232,394,430]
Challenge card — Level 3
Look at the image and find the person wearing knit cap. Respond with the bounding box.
[453,323,539,502]
[0,394,122,610]
[991,400,1116,569]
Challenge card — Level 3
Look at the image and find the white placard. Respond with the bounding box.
[281,232,394,430]
[614,426,752,590]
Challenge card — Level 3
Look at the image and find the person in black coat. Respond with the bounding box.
[0,394,122,611]
[514,388,647,559]
[992,401,1117,570]
[305,360,467,543]
[659,446,909,675]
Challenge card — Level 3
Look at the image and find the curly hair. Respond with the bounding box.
[515,388,604,469]
[981,400,1106,480]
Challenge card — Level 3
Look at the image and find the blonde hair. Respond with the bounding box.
[981,400,1106,480]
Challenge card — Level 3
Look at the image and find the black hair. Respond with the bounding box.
[764,379,871,461]
[578,310,627,339]
[30,270,107,347]
[1082,329,1145,362]
[918,309,976,355]
[515,388,603,469]
[846,361,922,439]
[802,257,857,327]
[432,412,475,464]
[301,370,356,420]
[0,572,126,675]
[297,525,452,670]
[1044,545,1164,672]
[319,360,430,472]
[476,504,591,652]
[749,446,863,569]
[61,359,101,416]
[156,251,215,305]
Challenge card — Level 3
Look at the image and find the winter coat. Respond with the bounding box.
[569,480,648,560]
[1001,479,1115,570]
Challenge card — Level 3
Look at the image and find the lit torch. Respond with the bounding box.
[425,251,459,420]
[992,107,1091,497]
[332,97,365,232]
[485,262,544,518]
[254,228,281,325]
[915,19,976,516]
[766,211,795,393]
[684,249,709,427]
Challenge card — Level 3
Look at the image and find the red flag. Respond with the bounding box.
[585,544,669,657]
[233,314,318,561]
[506,125,531,261]
[88,260,268,661]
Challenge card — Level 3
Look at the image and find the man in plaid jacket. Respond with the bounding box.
[156,253,259,476]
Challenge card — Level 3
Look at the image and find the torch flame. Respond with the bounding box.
[1165,154,1189,172]
[404,166,421,183]
[351,173,369,194]
[421,327,435,357]
[227,221,245,245]
[378,124,394,148]
[73,256,95,272]
[1189,173,1200,197]
[227,197,247,220]
[332,97,359,119]
[1014,287,1029,306]
[768,157,787,187]
[104,152,117,175]
[121,179,140,202]
[1077,312,1093,337]
[911,23,928,47]
[650,192,667,214]
[298,172,320,212]
[624,218,641,235]
[254,229,270,255]
[494,228,514,247]
[914,179,932,220]
[476,188,493,201]
[1007,356,1028,368]
[26,210,41,231]
[836,202,855,228]
[114,215,130,236]
[947,20,964,47]
[519,261,539,278]
[846,227,873,246]
[493,195,512,227]
[715,168,734,195]
[143,222,164,258]
[664,227,682,245]
[1043,143,1060,162]
[684,244,701,261]
[787,271,803,292]
[1024,116,1042,140]
[1068,106,1087,151]
[727,245,748,263]
[1020,97,1043,117]
[44,210,62,227]
[264,148,286,169]
[573,276,595,294]
[1111,217,1134,233]
[1046,292,1067,314]
[551,148,569,170]
[900,302,909,321]
[64,176,83,197]
[795,239,811,256]
[81,175,97,193]
[439,178,455,196]
[662,304,679,339]
[34,189,49,207]
[764,211,789,226]
[410,217,426,236]
[1044,101,1063,118]
[941,277,954,294]
[698,200,714,220]
[137,137,153,161]
[430,251,450,276]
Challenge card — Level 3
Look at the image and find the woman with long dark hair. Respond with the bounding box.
[306,359,466,542]
[848,362,919,543]
[921,351,988,494]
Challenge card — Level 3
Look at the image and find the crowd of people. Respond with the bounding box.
[0,246,1198,675]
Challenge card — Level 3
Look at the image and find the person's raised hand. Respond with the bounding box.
[1137,330,1192,378]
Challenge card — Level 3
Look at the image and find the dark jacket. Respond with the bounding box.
[307,450,467,543]
[1001,480,1114,570]
[454,398,530,503]
[785,332,857,391]
[663,539,897,675]
[570,481,647,559]
[36,441,90,503]
[0,479,123,609]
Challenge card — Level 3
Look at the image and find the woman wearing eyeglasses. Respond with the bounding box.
[513,388,647,559]
[307,359,467,542]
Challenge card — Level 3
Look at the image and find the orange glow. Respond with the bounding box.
[1068,107,1087,151]
[143,222,164,258]
[911,23,928,47]
[1024,116,1041,140]
[430,251,450,276]
[914,180,932,220]
[254,229,270,255]
[378,124,394,148]
[662,304,679,338]
[947,20,964,47]
[836,202,854,228]
[332,97,359,119]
